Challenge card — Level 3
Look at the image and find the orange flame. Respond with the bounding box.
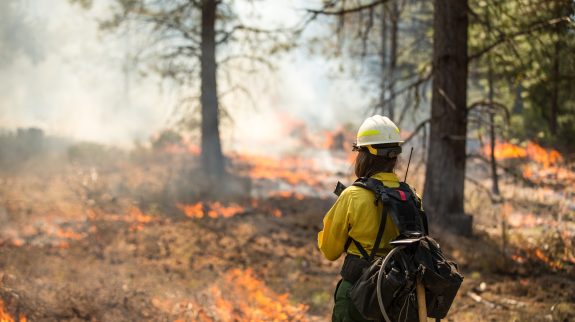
[207,202,245,219]
[177,203,204,218]
[7,224,87,248]
[9,239,24,247]
[162,139,200,155]
[272,209,282,218]
[268,191,305,200]
[512,247,570,271]
[485,141,573,182]
[323,131,336,150]
[129,206,153,223]
[322,129,351,151]
[233,153,325,186]
[525,142,562,168]
[177,202,284,219]
[177,202,245,219]
[532,248,565,270]
[210,269,308,321]
[485,141,563,167]
[54,228,85,240]
[128,206,154,231]
[87,207,155,232]
[0,300,26,322]
[486,142,527,159]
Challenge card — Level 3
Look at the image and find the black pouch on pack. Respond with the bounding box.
[349,238,462,321]
[414,237,463,319]
[340,255,370,283]
[349,257,415,321]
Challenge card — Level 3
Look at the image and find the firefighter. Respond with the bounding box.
[318,115,408,322]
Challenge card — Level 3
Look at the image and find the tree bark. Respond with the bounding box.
[487,7,500,196]
[512,83,523,114]
[488,61,500,195]
[379,3,388,116]
[200,0,225,178]
[387,1,399,120]
[550,38,560,136]
[549,0,564,136]
[423,0,472,235]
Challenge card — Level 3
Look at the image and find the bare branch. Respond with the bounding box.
[467,153,537,187]
[465,176,501,203]
[218,54,275,72]
[381,66,433,108]
[216,24,289,45]
[467,100,511,123]
[438,88,457,111]
[403,118,430,144]
[360,7,375,57]
[158,45,200,60]
[307,0,392,16]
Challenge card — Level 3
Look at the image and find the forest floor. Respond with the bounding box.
[0,144,574,322]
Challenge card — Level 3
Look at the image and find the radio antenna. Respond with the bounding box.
[404,147,413,182]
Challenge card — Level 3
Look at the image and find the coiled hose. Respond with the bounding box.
[376,245,406,322]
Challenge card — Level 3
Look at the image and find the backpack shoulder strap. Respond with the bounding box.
[352,177,385,205]
[368,206,387,260]
[347,177,388,260]
[344,206,387,260]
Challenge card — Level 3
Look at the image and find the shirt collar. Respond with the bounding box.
[370,172,400,182]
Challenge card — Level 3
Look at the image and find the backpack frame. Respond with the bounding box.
[334,178,463,321]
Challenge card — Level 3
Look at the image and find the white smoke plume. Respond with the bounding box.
[0,0,368,150]
[0,0,175,145]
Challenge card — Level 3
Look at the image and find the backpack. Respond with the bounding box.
[334,178,463,321]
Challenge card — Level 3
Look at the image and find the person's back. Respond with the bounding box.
[318,172,401,261]
[318,115,416,322]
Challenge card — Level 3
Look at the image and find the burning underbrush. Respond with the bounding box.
[468,140,575,274]
[0,131,574,321]
[205,269,308,321]
[483,140,575,186]
[0,132,344,321]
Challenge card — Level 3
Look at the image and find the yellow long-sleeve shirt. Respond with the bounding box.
[318,172,404,261]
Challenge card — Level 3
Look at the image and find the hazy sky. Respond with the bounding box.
[0,0,369,149]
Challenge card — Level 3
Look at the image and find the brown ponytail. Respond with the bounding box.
[354,149,397,178]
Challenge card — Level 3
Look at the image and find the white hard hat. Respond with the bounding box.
[356,115,403,147]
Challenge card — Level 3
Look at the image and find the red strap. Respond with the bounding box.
[398,190,407,201]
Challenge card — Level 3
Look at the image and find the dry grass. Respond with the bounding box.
[0,141,573,321]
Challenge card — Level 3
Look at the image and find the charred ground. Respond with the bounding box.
[0,134,574,321]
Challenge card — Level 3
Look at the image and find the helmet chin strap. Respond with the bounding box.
[366,145,402,158]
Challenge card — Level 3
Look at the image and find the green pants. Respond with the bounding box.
[332,279,372,322]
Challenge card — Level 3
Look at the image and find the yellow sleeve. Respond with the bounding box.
[317,188,354,261]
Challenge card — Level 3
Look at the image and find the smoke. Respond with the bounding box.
[224,44,369,153]
[0,0,173,146]
[224,0,369,155]
[0,0,367,150]
[0,0,45,67]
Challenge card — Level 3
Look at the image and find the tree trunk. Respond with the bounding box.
[488,61,500,195]
[379,3,388,116]
[487,7,499,196]
[423,0,472,235]
[387,1,399,120]
[512,84,523,114]
[550,38,560,136]
[549,0,564,136]
[200,0,225,178]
